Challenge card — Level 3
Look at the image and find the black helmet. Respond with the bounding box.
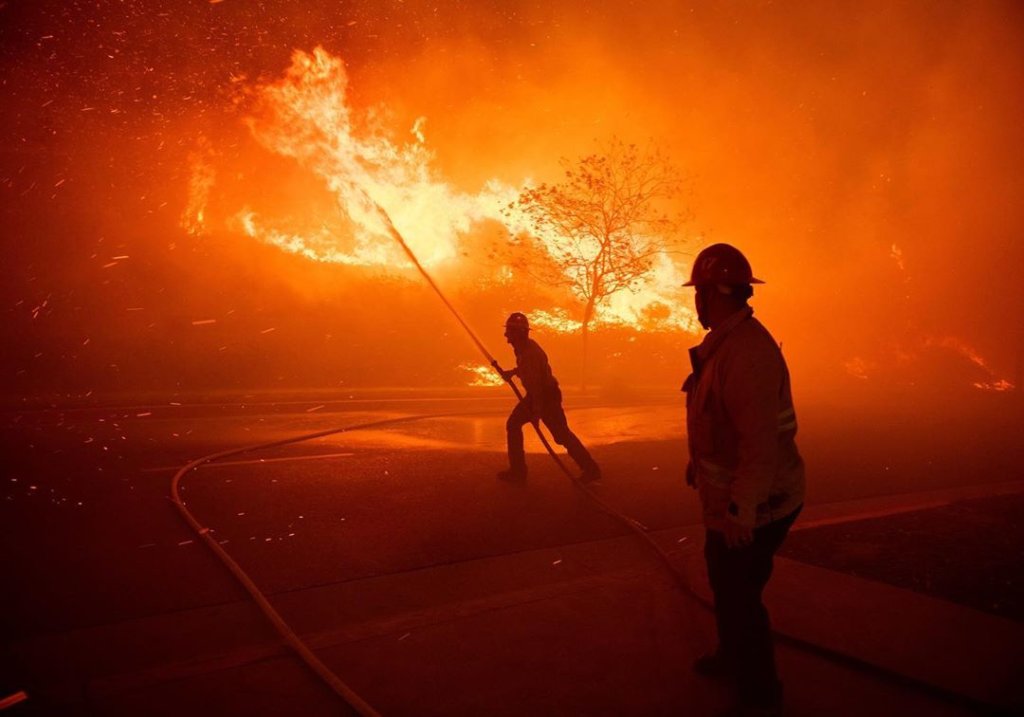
[504,312,530,331]
[683,243,764,287]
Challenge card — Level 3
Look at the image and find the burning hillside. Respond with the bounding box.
[182,46,697,337]
[1,1,1020,397]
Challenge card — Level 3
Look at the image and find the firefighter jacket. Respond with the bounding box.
[683,307,805,530]
[513,338,560,411]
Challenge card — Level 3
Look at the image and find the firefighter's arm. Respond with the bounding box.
[722,344,783,529]
[490,360,518,383]
[683,373,696,489]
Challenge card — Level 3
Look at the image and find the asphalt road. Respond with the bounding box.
[2,389,1020,715]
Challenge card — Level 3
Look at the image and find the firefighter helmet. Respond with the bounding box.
[504,312,530,331]
[683,243,764,287]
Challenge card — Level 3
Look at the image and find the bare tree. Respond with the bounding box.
[504,138,687,387]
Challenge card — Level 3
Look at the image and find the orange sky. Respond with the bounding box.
[2,1,1022,397]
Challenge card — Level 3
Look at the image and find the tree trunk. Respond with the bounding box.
[581,297,596,393]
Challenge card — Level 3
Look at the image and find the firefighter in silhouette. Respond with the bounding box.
[496,312,601,482]
[682,244,805,717]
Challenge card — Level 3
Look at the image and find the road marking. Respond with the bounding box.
[13,397,672,415]
[792,479,1024,531]
[793,501,951,530]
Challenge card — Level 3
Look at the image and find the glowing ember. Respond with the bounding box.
[890,243,906,272]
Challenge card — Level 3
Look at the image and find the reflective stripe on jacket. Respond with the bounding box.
[683,307,805,529]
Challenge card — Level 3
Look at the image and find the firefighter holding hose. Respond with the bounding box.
[496,312,601,483]
[682,244,805,717]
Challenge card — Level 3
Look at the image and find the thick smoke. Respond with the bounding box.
[1,1,1021,399]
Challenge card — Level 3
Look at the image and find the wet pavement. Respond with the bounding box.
[2,392,1022,715]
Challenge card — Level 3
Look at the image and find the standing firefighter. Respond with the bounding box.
[682,244,805,717]
[497,312,601,482]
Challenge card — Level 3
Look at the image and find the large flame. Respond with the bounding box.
[183,46,700,334]
[240,47,513,268]
[181,51,1014,394]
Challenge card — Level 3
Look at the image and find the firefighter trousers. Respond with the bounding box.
[505,395,596,473]
[704,505,801,708]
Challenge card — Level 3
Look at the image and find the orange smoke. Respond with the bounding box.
[176,21,1019,394]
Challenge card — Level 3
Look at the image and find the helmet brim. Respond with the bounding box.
[682,277,765,287]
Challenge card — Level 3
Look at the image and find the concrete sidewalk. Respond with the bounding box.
[772,481,1024,714]
[9,486,1020,715]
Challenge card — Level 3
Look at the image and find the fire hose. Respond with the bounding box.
[169,193,993,717]
[367,202,576,474]
[367,199,701,583]
[169,195,704,717]
[170,414,461,717]
[348,197,995,714]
